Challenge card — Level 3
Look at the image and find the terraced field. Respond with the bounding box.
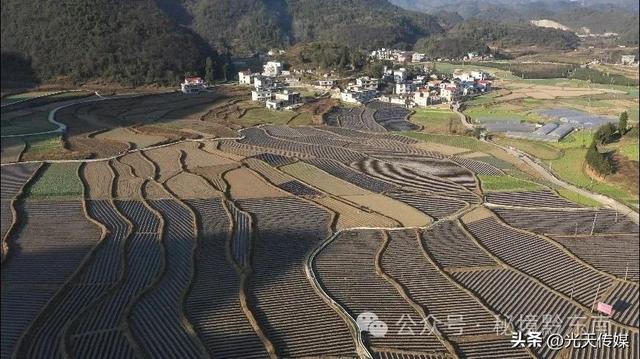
[2,91,638,359]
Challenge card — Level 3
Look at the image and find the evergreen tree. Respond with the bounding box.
[619,111,629,135]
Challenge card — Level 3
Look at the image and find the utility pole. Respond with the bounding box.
[589,211,598,236]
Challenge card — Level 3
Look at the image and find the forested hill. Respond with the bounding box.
[166,0,444,53]
[1,0,443,86]
[1,0,209,86]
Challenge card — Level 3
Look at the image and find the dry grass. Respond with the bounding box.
[280,162,369,196]
[82,161,113,199]
[143,180,172,199]
[461,207,495,224]
[201,142,246,161]
[110,159,143,199]
[94,127,167,149]
[119,152,155,178]
[180,142,238,169]
[414,141,469,155]
[144,145,182,182]
[243,158,294,185]
[225,167,288,199]
[165,172,223,199]
[342,194,432,227]
[314,196,398,229]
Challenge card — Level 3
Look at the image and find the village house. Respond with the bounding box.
[395,82,415,95]
[263,61,283,77]
[251,89,272,102]
[180,76,206,93]
[341,88,377,104]
[318,79,336,88]
[412,53,426,63]
[238,70,253,85]
[354,77,380,90]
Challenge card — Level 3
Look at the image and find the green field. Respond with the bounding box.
[238,107,296,126]
[401,132,492,152]
[478,174,544,192]
[494,137,563,160]
[26,162,83,200]
[409,108,464,134]
[23,134,66,156]
[555,187,601,208]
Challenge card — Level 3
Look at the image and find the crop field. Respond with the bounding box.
[2,90,638,358]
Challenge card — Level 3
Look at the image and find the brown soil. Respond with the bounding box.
[166,172,223,199]
[201,142,246,161]
[342,194,432,227]
[143,180,172,199]
[243,158,294,185]
[111,159,143,199]
[95,127,167,149]
[225,167,289,199]
[119,152,155,179]
[82,161,114,199]
[314,196,399,229]
[191,164,239,192]
[295,98,339,125]
[180,142,238,170]
[461,207,494,224]
[143,146,182,182]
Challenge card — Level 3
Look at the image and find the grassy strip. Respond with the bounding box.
[25,162,84,200]
[478,174,543,192]
[555,187,601,208]
[409,108,464,134]
[239,107,296,126]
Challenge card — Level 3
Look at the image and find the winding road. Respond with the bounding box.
[452,106,639,224]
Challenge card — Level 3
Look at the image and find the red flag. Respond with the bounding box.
[597,302,613,315]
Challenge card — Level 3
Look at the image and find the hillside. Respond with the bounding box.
[171,0,444,54]
[393,0,640,45]
[0,0,210,86]
[1,0,443,86]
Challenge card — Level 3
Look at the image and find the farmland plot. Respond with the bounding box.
[67,200,161,358]
[110,159,144,199]
[382,229,531,359]
[352,158,470,194]
[239,127,366,164]
[185,198,269,357]
[421,221,497,270]
[249,152,297,167]
[552,234,639,282]
[492,208,639,235]
[463,216,614,308]
[236,197,357,358]
[94,127,167,149]
[341,194,432,227]
[453,269,584,359]
[17,200,131,358]
[388,192,469,219]
[225,167,289,199]
[143,145,182,182]
[304,158,400,193]
[451,156,504,176]
[0,137,25,163]
[571,322,639,359]
[129,199,205,358]
[280,161,370,196]
[81,161,114,199]
[166,172,222,199]
[243,158,293,185]
[314,229,452,355]
[1,163,40,246]
[314,196,399,229]
[119,152,155,179]
[486,190,584,208]
[1,201,101,359]
[369,154,477,190]
[603,281,639,327]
